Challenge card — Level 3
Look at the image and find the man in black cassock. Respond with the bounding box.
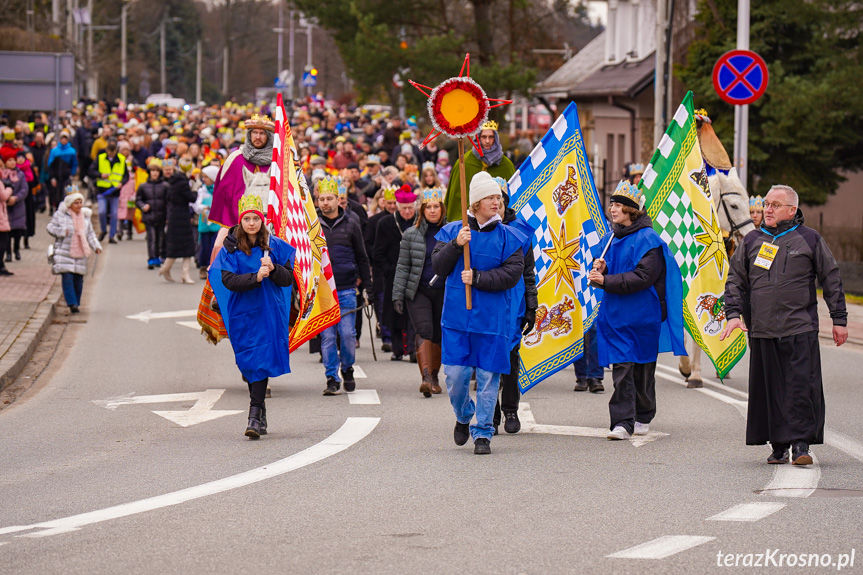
[721,184,848,466]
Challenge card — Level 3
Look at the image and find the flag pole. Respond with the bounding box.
[458,137,472,310]
[589,233,615,287]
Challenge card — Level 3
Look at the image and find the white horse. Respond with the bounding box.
[242,166,271,211]
[678,167,756,387]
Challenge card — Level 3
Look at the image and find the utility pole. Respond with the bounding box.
[120,1,128,102]
[654,0,666,146]
[196,40,202,104]
[160,19,167,94]
[277,0,284,81]
[733,0,750,185]
[306,20,312,95]
[288,9,295,100]
[223,45,229,97]
[87,0,95,98]
[52,0,60,37]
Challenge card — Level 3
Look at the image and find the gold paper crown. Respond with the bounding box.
[318,177,339,196]
[246,113,275,132]
[611,180,644,209]
[382,184,398,202]
[422,187,444,203]
[481,120,498,131]
[238,194,264,215]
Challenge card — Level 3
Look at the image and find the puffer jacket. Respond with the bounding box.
[392,216,447,303]
[136,178,169,224]
[2,169,28,230]
[46,204,102,275]
[0,181,11,232]
[724,208,847,338]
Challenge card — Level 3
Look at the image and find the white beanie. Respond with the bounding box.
[202,165,220,183]
[469,171,502,205]
[64,192,84,207]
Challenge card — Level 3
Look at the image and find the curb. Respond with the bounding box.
[0,280,61,393]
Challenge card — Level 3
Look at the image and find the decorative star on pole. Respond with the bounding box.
[694,208,728,277]
[538,221,581,294]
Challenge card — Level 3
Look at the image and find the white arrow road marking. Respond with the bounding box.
[93,389,244,427]
[126,309,198,324]
[175,321,200,330]
[518,402,669,447]
[707,502,786,522]
[608,535,715,559]
[0,417,380,539]
[347,389,380,405]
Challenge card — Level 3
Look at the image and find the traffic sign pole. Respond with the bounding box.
[734,0,750,185]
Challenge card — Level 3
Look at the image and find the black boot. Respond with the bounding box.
[245,406,263,439]
[259,405,267,435]
[125,221,133,240]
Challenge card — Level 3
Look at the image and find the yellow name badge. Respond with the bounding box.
[754,241,779,270]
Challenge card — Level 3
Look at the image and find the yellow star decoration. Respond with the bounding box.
[538,221,580,293]
[693,208,727,277]
[306,215,325,261]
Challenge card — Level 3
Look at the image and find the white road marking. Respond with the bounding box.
[347,389,380,405]
[654,370,748,418]
[825,427,863,464]
[0,417,380,539]
[707,502,786,522]
[608,535,716,559]
[93,389,244,427]
[518,402,668,447]
[353,365,367,379]
[126,309,198,323]
[761,453,821,498]
[175,321,200,330]
[654,363,749,398]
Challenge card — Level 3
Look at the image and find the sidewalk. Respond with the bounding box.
[0,209,62,392]
[818,297,863,347]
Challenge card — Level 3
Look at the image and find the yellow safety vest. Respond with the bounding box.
[97,153,126,189]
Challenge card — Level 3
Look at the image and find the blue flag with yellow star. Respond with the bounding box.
[638,92,745,378]
[508,102,611,393]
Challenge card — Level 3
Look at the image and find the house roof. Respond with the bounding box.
[568,53,656,99]
[532,31,607,99]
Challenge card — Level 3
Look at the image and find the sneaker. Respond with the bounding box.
[390,353,403,361]
[588,379,605,393]
[69,305,80,314]
[573,379,588,392]
[322,377,341,396]
[474,438,491,455]
[792,442,813,466]
[503,411,521,434]
[767,444,790,464]
[108,238,117,244]
[453,422,470,446]
[341,367,356,392]
[633,422,649,436]
[607,426,631,440]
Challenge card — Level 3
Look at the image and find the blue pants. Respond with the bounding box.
[97,192,119,237]
[444,364,500,441]
[374,291,391,343]
[321,288,357,380]
[198,231,217,268]
[574,325,604,379]
[61,272,84,307]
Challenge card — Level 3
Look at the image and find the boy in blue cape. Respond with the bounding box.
[209,194,295,439]
[432,172,526,455]
[588,180,686,440]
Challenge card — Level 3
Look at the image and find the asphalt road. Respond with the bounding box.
[1,237,862,574]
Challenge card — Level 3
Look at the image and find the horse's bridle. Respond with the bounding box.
[718,190,754,237]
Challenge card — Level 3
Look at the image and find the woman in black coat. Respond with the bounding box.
[159,159,197,284]
[135,159,169,269]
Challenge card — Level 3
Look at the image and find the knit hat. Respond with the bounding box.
[63,184,84,207]
[202,165,220,183]
[238,194,265,222]
[438,150,449,160]
[469,171,502,205]
[610,180,645,210]
[395,185,417,205]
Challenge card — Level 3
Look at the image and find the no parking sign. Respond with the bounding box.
[712,49,769,105]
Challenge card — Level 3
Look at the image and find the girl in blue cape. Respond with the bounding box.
[432,172,526,455]
[209,194,295,439]
[588,180,686,441]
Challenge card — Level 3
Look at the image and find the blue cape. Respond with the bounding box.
[594,227,686,366]
[436,220,526,374]
[209,236,296,382]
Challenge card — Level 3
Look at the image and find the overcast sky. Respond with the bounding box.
[585,1,608,26]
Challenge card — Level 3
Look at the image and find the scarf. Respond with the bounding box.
[479,131,504,168]
[242,131,274,166]
[69,209,91,259]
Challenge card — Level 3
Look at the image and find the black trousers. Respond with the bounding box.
[406,284,444,343]
[747,331,824,446]
[609,361,657,434]
[493,345,522,426]
[0,231,9,270]
[390,308,416,356]
[145,223,166,260]
[7,229,24,255]
[248,378,269,409]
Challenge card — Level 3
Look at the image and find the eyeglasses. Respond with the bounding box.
[763,202,794,210]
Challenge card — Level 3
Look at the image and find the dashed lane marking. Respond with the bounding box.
[0,417,380,540]
[608,535,716,559]
[353,365,367,379]
[347,389,380,405]
[761,453,821,498]
[518,402,669,447]
[706,502,786,522]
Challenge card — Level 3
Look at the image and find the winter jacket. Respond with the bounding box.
[502,207,539,313]
[164,172,197,258]
[317,206,371,292]
[47,142,78,179]
[393,216,447,303]
[364,209,391,291]
[46,204,101,275]
[1,169,28,230]
[0,181,11,232]
[724,209,847,338]
[136,178,169,225]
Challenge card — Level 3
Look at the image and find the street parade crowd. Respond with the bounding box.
[0,95,849,463]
